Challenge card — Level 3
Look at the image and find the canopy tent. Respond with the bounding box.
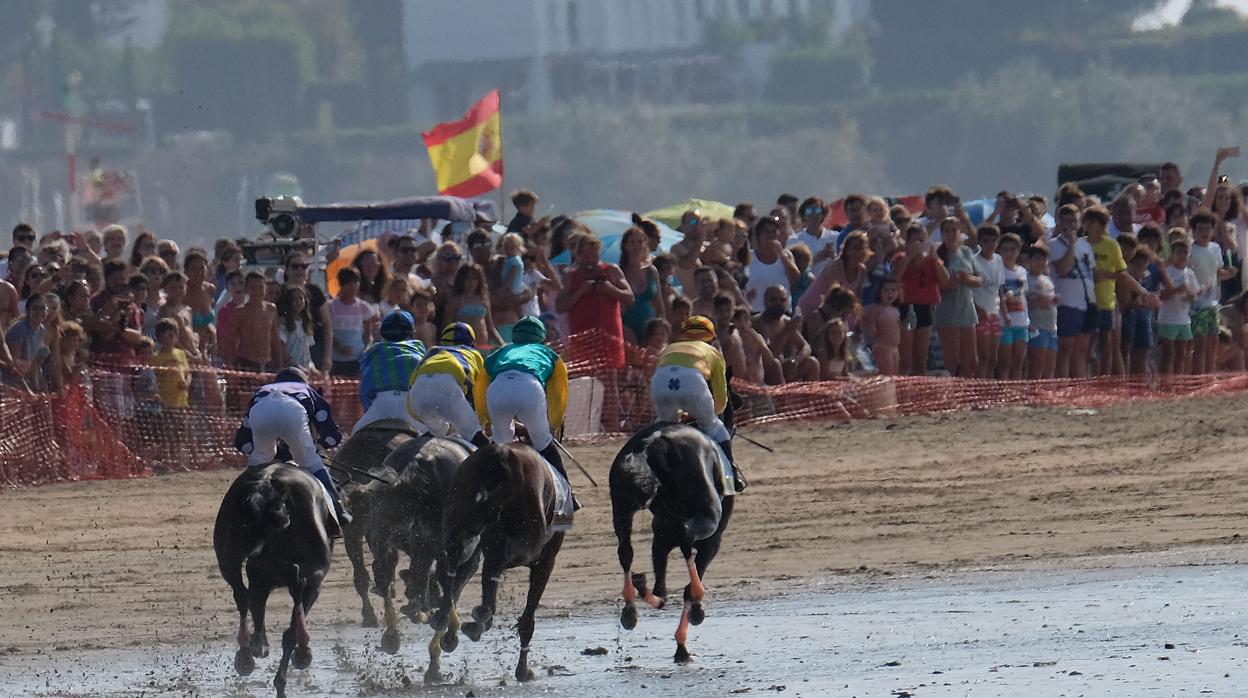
[644,198,736,229]
[551,209,683,265]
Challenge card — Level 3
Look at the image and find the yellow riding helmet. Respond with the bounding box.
[440,322,477,346]
[680,315,716,343]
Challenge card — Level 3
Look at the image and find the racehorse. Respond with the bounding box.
[429,443,566,683]
[609,401,739,664]
[331,420,422,628]
[353,434,472,661]
[214,463,336,697]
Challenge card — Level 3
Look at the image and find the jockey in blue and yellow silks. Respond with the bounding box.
[406,322,490,447]
[354,310,427,433]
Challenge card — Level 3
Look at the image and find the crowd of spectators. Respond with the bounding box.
[4,151,1248,430]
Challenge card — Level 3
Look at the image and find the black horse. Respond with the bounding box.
[610,414,738,663]
[354,434,472,661]
[332,420,423,628]
[429,443,566,683]
[214,463,336,697]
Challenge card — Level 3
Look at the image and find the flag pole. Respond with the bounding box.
[497,88,506,226]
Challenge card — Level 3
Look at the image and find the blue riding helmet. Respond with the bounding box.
[380,310,416,341]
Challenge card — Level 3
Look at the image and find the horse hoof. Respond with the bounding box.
[292,645,312,670]
[361,611,379,628]
[620,604,638,630]
[674,644,693,664]
[516,665,537,683]
[380,628,401,655]
[250,642,269,659]
[411,611,429,625]
[440,631,459,653]
[424,668,448,684]
[471,605,490,623]
[462,621,484,642]
[689,603,705,626]
[234,649,255,676]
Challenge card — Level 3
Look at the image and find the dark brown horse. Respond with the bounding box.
[353,434,472,662]
[610,423,735,664]
[429,443,566,683]
[214,463,336,697]
[333,420,422,628]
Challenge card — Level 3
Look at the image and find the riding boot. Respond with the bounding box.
[538,443,581,512]
[469,431,491,449]
[312,468,352,527]
[717,439,747,492]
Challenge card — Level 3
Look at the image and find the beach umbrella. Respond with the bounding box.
[645,198,736,229]
[550,209,683,265]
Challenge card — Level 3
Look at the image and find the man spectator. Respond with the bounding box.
[87,259,144,365]
[5,293,50,390]
[388,234,430,292]
[754,285,819,382]
[788,196,837,276]
[0,223,36,280]
[506,189,539,233]
[776,193,800,225]
[1108,196,1140,239]
[670,209,706,293]
[690,266,719,318]
[223,271,279,371]
[1135,174,1164,225]
[156,239,180,270]
[710,293,748,380]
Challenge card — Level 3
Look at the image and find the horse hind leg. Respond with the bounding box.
[516,535,564,683]
[343,521,379,628]
[399,545,434,624]
[223,568,255,676]
[462,539,503,643]
[674,550,706,664]
[245,569,273,659]
[372,546,402,654]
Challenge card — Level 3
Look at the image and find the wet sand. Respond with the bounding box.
[3,395,1248,693]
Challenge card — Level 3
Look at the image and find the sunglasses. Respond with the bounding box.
[684,217,700,227]
[802,207,825,217]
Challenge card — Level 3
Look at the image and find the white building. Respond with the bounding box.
[402,0,868,119]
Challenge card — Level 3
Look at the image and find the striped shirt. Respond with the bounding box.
[358,339,426,410]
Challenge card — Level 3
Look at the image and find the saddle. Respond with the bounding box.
[536,452,574,532]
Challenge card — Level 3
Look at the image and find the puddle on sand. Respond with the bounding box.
[5,564,1248,697]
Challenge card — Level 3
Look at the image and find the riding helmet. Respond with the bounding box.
[274,366,309,384]
[440,321,477,346]
[380,310,416,341]
[511,316,546,344]
[680,315,717,343]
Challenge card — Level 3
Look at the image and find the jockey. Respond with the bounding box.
[354,310,427,434]
[233,366,352,523]
[652,315,747,492]
[481,316,578,509]
[406,322,490,447]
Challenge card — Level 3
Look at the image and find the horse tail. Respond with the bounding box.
[242,475,292,558]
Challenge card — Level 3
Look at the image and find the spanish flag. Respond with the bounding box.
[421,89,503,198]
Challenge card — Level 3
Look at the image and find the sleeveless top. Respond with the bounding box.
[620,267,659,340]
[567,263,625,368]
[745,251,790,312]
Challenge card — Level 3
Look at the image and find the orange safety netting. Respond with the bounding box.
[2,329,1248,488]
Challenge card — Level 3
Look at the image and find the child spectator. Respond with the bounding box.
[862,278,901,375]
[1086,206,1142,376]
[132,336,162,420]
[498,233,526,297]
[214,270,245,366]
[1159,239,1199,375]
[1123,248,1159,375]
[894,223,947,376]
[276,286,315,372]
[327,266,378,376]
[998,233,1029,379]
[409,288,437,348]
[972,225,1005,378]
[379,276,411,318]
[789,243,815,309]
[1024,246,1058,379]
[6,292,50,390]
[669,295,692,331]
[184,250,217,358]
[816,318,854,380]
[1188,210,1234,373]
[643,317,671,353]
[152,318,190,409]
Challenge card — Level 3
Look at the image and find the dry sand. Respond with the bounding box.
[3,395,1248,655]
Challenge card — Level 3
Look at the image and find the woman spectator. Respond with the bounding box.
[933,218,983,377]
[352,248,391,305]
[129,231,157,270]
[276,286,317,373]
[5,293,51,390]
[428,241,464,325]
[18,264,56,314]
[443,263,503,347]
[184,250,217,358]
[744,215,800,313]
[101,224,128,264]
[212,244,243,300]
[618,226,667,344]
[556,235,634,429]
[282,252,333,371]
[800,230,870,317]
[60,279,93,326]
[894,223,948,375]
